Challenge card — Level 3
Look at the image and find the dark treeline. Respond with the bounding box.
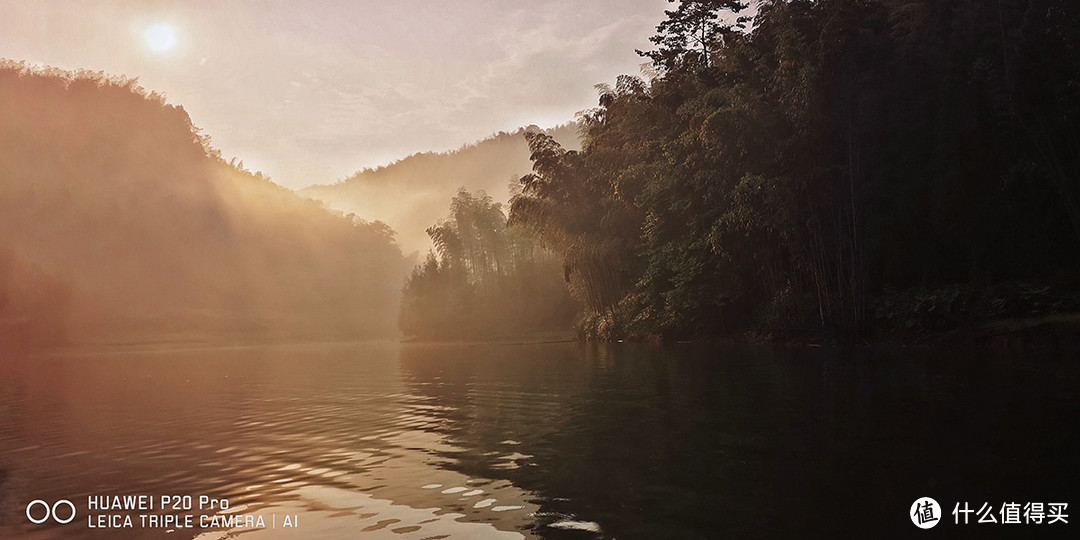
[399,189,578,340]
[0,62,406,348]
[504,0,1080,341]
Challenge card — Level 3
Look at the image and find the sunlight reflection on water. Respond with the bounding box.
[0,342,552,539]
[1,341,1076,539]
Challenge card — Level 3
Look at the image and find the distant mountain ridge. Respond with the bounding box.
[301,123,581,254]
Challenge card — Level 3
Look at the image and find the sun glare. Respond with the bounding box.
[145,24,176,52]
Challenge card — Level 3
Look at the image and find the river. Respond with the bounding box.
[0,342,1076,538]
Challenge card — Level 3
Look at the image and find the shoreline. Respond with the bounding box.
[5,314,1079,356]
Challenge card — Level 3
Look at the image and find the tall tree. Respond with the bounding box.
[638,0,751,71]
[402,188,578,339]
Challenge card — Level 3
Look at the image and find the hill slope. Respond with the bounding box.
[0,62,406,348]
[301,124,580,254]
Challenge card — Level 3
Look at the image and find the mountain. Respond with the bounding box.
[301,124,581,254]
[0,62,407,348]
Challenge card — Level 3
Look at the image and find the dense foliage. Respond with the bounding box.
[400,189,578,339]
[509,0,1080,341]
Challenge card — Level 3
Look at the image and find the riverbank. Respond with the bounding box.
[911,314,1080,350]
[573,280,1080,351]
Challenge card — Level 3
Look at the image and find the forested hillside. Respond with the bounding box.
[0,62,406,348]
[302,124,580,254]
[504,0,1080,341]
[7,0,1077,347]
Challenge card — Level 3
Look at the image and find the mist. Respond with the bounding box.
[0,63,408,348]
[301,124,580,256]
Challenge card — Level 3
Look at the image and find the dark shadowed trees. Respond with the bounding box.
[505,0,1080,341]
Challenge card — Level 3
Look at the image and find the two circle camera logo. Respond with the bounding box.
[911,497,941,529]
[26,499,76,525]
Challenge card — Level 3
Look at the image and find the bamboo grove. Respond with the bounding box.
[405,0,1080,341]
[400,189,578,339]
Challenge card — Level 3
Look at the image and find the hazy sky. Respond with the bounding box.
[0,0,673,189]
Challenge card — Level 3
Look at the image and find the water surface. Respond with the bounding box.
[0,342,1076,538]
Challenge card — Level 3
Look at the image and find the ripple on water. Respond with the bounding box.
[0,344,550,540]
[548,519,602,533]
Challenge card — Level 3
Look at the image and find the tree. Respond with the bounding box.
[427,189,510,289]
[401,188,578,339]
[637,0,751,71]
[510,132,635,316]
[422,0,1080,342]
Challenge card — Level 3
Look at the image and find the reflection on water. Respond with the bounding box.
[0,342,1076,538]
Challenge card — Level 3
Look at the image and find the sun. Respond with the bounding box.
[144,24,177,52]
